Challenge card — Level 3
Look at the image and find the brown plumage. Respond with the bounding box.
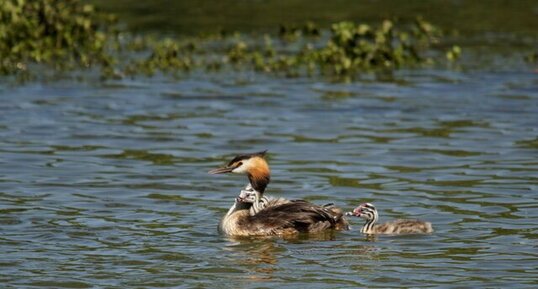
[346,203,433,235]
[371,219,433,234]
[220,198,348,236]
[211,151,349,236]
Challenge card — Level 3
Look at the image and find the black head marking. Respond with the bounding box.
[227,150,268,166]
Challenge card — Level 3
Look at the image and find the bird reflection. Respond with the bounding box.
[223,237,281,281]
[222,231,381,284]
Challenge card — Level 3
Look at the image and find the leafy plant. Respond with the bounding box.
[0,0,459,81]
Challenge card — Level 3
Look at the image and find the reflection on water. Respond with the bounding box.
[224,240,280,281]
[0,68,537,288]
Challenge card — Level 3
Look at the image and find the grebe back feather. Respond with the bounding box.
[236,189,349,235]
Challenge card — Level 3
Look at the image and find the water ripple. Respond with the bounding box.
[0,71,537,288]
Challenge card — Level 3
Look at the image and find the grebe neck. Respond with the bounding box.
[361,209,379,234]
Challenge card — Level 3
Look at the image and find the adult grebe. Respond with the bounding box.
[210,151,348,236]
[346,203,433,234]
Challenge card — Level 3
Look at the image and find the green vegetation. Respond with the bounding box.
[90,0,538,37]
[524,52,538,64]
[516,137,538,149]
[0,0,118,77]
[0,0,459,80]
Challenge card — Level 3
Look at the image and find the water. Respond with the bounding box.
[0,68,537,288]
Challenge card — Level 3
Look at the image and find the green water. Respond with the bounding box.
[1,69,537,288]
[1,1,538,288]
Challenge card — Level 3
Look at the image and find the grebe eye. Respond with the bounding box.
[237,162,243,167]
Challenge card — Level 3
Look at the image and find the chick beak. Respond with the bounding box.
[345,208,362,217]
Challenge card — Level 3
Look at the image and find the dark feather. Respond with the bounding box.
[237,200,348,235]
[227,150,268,166]
[248,174,270,194]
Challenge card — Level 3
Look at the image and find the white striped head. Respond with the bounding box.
[231,196,253,212]
[348,203,378,222]
[237,186,257,204]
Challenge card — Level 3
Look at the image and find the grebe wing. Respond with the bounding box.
[239,200,345,234]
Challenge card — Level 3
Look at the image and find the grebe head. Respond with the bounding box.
[238,187,257,204]
[346,203,377,221]
[209,150,268,174]
[232,195,254,211]
[209,150,271,193]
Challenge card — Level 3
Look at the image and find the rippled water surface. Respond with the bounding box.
[1,69,537,288]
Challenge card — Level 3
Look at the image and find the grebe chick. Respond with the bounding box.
[239,184,289,215]
[346,203,433,234]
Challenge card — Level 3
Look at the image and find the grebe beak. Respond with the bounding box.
[208,166,235,174]
[345,208,362,217]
